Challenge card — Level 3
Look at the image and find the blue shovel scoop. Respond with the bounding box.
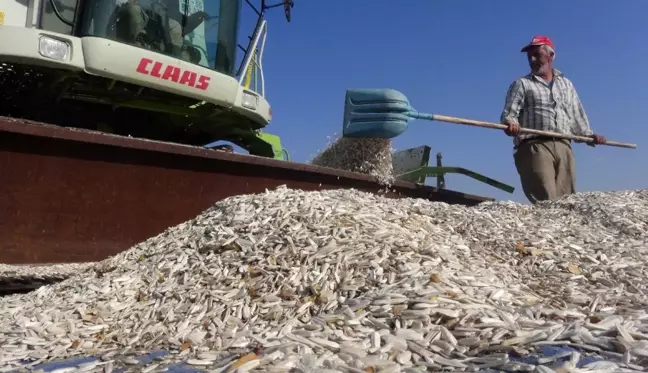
[341,88,636,149]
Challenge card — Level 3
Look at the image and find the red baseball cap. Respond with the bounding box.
[521,35,555,52]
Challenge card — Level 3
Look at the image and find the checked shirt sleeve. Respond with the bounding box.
[500,79,525,124]
[569,83,594,137]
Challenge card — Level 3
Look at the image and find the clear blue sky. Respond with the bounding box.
[236,0,646,203]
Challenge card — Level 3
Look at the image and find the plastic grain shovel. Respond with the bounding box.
[342,88,636,149]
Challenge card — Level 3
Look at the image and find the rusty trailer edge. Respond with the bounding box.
[0,118,492,264]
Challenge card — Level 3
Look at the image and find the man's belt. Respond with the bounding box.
[516,135,571,149]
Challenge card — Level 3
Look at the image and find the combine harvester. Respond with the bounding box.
[0,0,290,157]
[0,0,510,266]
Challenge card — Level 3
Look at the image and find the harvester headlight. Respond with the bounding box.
[241,91,258,111]
[38,37,69,61]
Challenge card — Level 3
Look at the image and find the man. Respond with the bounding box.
[500,35,607,204]
[109,0,207,63]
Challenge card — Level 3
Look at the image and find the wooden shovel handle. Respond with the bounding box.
[431,114,636,149]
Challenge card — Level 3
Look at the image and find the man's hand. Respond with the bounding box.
[503,119,521,137]
[587,134,607,147]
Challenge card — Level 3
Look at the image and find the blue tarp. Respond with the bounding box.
[13,344,611,373]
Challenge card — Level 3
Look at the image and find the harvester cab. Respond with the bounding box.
[0,0,293,157]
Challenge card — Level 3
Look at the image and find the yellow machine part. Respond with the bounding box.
[244,55,256,90]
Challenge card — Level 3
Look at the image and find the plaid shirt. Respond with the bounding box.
[500,68,593,148]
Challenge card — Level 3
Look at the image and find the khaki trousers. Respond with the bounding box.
[514,138,576,204]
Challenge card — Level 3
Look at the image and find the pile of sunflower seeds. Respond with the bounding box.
[310,136,395,185]
[1,187,647,373]
[0,263,95,282]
